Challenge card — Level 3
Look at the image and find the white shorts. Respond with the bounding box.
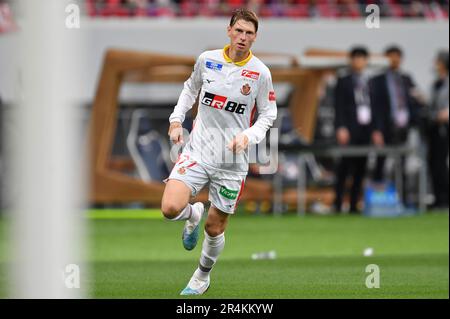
[166,154,246,214]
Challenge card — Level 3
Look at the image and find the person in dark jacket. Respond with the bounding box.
[427,50,449,209]
[370,46,422,184]
[333,47,373,213]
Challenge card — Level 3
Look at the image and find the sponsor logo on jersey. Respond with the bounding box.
[201,92,247,115]
[206,61,223,71]
[202,92,227,109]
[269,90,276,101]
[242,70,260,80]
[240,83,252,96]
[219,186,239,200]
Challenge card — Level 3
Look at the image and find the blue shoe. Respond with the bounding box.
[182,202,204,251]
[180,275,210,296]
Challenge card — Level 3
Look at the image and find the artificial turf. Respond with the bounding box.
[0,211,448,298]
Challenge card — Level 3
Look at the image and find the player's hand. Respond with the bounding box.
[227,133,249,154]
[168,122,184,145]
[372,130,385,147]
[336,127,350,146]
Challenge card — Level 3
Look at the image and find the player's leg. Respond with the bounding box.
[180,206,229,296]
[161,157,208,250]
[161,179,192,220]
[180,175,245,296]
[197,206,229,277]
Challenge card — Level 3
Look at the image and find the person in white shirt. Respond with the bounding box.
[161,8,277,296]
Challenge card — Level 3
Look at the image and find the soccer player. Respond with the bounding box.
[161,8,277,296]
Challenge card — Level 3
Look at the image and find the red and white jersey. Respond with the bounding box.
[169,46,278,175]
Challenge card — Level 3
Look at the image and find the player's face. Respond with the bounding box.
[227,19,257,54]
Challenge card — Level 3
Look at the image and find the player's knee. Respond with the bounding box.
[205,221,225,237]
[161,202,182,220]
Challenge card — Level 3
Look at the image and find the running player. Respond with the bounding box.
[161,8,277,296]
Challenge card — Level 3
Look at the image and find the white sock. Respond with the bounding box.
[194,268,210,282]
[187,203,202,225]
[165,203,192,221]
[196,231,225,280]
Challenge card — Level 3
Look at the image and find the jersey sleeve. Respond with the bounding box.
[169,53,204,124]
[242,70,278,145]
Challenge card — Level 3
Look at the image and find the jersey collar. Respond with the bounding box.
[223,44,253,67]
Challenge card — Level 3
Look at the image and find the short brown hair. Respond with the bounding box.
[229,8,259,33]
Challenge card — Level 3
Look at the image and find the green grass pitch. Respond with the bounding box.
[0,211,448,298]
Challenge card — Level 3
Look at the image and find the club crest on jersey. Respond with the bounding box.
[177,167,186,175]
[240,83,252,96]
[206,61,223,71]
[241,70,260,80]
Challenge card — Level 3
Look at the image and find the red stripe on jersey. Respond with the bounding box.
[177,154,190,165]
[186,162,197,169]
[233,180,246,211]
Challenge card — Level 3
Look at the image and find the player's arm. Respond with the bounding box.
[228,71,277,153]
[242,71,278,145]
[168,54,204,144]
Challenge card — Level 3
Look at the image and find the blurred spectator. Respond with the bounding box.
[370,46,421,184]
[427,50,449,209]
[86,0,450,19]
[333,46,372,214]
[247,0,264,16]
[336,0,360,18]
[408,1,426,18]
